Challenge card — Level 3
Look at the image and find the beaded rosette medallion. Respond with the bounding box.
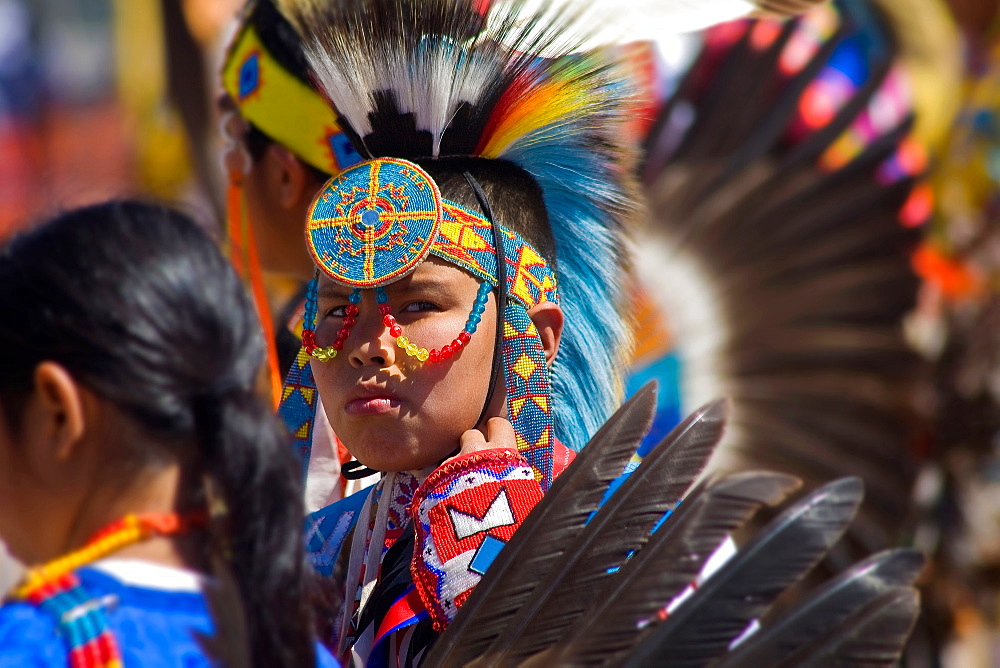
[289,157,561,488]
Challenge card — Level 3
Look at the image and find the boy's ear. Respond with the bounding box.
[31,362,87,463]
[269,144,312,210]
[527,302,563,367]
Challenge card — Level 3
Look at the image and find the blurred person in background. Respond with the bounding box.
[0,0,42,238]
[218,0,365,509]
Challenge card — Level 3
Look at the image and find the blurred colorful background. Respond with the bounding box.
[0,0,244,239]
[5,0,1000,663]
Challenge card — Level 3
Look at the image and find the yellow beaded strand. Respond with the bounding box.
[12,512,205,601]
[13,516,147,599]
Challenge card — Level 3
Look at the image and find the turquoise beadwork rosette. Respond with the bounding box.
[306,158,443,287]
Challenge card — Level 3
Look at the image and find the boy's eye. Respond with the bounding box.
[324,305,349,318]
[400,301,440,313]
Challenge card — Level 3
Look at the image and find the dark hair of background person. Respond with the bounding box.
[0,200,317,667]
[241,0,331,183]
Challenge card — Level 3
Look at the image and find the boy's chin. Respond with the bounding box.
[341,435,458,474]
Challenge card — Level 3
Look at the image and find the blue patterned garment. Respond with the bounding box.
[306,487,373,578]
[0,565,339,667]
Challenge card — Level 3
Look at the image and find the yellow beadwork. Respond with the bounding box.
[310,347,338,361]
[14,516,147,599]
[13,512,203,602]
[395,335,429,361]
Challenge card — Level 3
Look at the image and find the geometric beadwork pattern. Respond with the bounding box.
[278,346,319,480]
[502,304,556,491]
[222,25,347,175]
[306,159,442,287]
[411,450,542,630]
[434,203,558,310]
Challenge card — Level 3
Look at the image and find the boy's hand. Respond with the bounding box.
[455,417,518,459]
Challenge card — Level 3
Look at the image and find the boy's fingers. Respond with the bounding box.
[460,427,488,452]
[485,417,517,452]
[456,418,517,459]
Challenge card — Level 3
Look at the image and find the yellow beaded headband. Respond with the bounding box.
[221,24,360,175]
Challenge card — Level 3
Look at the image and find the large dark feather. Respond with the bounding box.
[718,548,925,666]
[478,400,727,664]
[621,476,864,667]
[637,4,921,560]
[535,471,802,667]
[424,384,657,668]
[790,587,921,667]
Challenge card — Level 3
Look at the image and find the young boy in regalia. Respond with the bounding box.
[269,0,638,663]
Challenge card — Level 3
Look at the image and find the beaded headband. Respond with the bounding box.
[285,158,562,488]
[221,24,361,175]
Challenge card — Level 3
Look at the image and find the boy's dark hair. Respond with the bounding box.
[240,0,330,182]
[0,200,317,667]
[418,157,558,270]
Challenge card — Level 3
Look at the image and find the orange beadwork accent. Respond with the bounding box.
[228,183,283,407]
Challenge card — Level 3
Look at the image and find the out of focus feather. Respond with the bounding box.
[636,5,921,555]
[621,477,864,667]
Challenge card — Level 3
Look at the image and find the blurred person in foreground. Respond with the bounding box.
[0,200,337,667]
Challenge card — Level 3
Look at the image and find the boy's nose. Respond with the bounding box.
[349,340,393,368]
[347,313,395,369]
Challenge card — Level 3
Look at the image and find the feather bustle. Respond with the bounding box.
[479,400,727,664]
[790,587,921,667]
[638,6,921,554]
[538,471,802,667]
[717,548,924,666]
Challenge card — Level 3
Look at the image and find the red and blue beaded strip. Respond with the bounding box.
[13,513,203,668]
[302,281,360,361]
[28,573,122,668]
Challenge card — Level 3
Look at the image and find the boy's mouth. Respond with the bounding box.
[344,385,402,416]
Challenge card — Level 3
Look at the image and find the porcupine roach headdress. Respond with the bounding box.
[274,0,643,489]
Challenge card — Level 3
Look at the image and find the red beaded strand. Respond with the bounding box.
[303,287,361,361]
[377,283,487,364]
[304,283,488,364]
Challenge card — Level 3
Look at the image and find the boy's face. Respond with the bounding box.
[310,256,501,472]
